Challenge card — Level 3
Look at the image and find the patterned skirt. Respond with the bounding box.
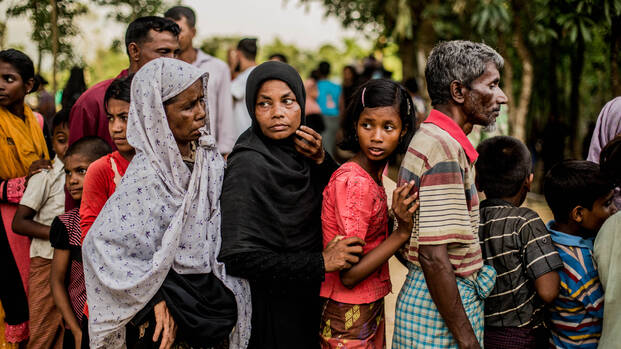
[391,265,496,349]
[320,298,385,349]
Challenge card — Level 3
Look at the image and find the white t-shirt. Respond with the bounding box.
[231,66,255,138]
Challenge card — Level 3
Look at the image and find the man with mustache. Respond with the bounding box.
[392,40,508,349]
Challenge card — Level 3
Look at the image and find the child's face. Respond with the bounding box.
[581,190,618,234]
[106,98,133,154]
[52,123,69,160]
[356,106,405,162]
[64,154,91,201]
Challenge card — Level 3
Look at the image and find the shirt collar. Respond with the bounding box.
[52,155,64,174]
[546,220,594,249]
[424,109,478,163]
[480,198,514,209]
[194,49,212,65]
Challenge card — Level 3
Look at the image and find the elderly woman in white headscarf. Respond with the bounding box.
[82,58,251,349]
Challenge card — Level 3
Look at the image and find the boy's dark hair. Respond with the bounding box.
[51,109,70,132]
[339,79,416,157]
[475,136,532,198]
[269,53,288,63]
[104,74,134,114]
[0,49,39,93]
[164,6,196,28]
[403,78,419,94]
[544,160,614,223]
[237,38,257,61]
[318,61,331,77]
[600,135,621,185]
[64,136,112,163]
[125,16,180,55]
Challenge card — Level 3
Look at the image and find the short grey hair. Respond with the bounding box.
[425,40,504,106]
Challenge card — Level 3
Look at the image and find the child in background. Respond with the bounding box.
[11,109,70,349]
[593,135,621,348]
[544,160,618,348]
[79,74,134,243]
[319,79,418,348]
[476,136,562,348]
[50,137,111,349]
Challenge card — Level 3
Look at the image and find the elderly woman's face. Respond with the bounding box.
[165,79,206,146]
[254,80,301,140]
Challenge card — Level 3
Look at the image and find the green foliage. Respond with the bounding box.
[6,0,88,67]
[93,0,172,23]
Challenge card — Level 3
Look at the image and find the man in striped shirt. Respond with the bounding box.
[544,160,618,348]
[392,41,507,349]
[476,136,562,348]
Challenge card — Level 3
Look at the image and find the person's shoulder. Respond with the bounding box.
[407,123,462,167]
[84,153,113,180]
[72,77,115,108]
[331,162,374,185]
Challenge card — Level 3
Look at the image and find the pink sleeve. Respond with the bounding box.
[0,177,27,204]
[333,176,375,241]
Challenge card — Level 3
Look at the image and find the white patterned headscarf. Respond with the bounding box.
[82,58,251,348]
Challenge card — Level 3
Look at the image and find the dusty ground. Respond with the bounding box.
[381,175,553,348]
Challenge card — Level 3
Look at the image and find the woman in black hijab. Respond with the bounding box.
[219,61,364,349]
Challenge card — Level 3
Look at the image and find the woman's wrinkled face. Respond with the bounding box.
[164,79,206,146]
[254,80,301,140]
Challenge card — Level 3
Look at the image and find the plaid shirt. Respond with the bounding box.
[478,199,563,328]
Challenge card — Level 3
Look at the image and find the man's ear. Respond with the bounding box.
[570,206,584,223]
[525,173,534,192]
[128,42,140,63]
[450,80,466,104]
[191,26,197,38]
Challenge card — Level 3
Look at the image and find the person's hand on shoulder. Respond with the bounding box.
[294,125,325,164]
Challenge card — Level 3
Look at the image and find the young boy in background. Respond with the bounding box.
[544,160,617,348]
[50,137,111,349]
[476,136,563,348]
[11,109,70,348]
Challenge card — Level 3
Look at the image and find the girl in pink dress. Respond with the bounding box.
[320,79,418,348]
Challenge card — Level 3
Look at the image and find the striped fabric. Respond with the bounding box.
[479,199,563,328]
[547,222,604,349]
[398,110,482,277]
[392,264,496,349]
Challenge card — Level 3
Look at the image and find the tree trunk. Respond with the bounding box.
[569,35,585,158]
[50,0,59,95]
[37,44,42,75]
[611,15,621,96]
[510,31,533,142]
[399,37,417,80]
[498,37,515,134]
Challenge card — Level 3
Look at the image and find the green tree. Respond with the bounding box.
[6,0,88,93]
[94,0,174,23]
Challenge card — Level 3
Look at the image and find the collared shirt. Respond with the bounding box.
[68,70,129,148]
[398,109,482,277]
[547,221,604,349]
[231,66,255,138]
[192,49,236,154]
[593,212,621,349]
[20,156,65,259]
[479,199,562,328]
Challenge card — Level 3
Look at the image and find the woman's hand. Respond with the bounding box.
[392,181,419,239]
[27,158,52,180]
[153,300,177,349]
[71,328,82,349]
[294,125,325,164]
[322,236,365,272]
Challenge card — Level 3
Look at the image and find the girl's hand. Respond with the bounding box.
[392,181,419,238]
[294,125,325,164]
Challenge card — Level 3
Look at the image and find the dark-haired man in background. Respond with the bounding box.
[230,38,257,138]
[165,6,236,156]
[68,16,180,148]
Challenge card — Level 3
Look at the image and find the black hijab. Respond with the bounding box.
[220,61,324,258]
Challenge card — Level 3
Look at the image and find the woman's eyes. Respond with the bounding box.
[257,101,270,107]
[385,125,395,130]
[283,98,295,105]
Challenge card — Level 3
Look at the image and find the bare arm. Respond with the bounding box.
[12,204,50,239]
[50,249,82,348]
[419,244,480,349]
[340,182,419,288]
[534,271,560,303]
